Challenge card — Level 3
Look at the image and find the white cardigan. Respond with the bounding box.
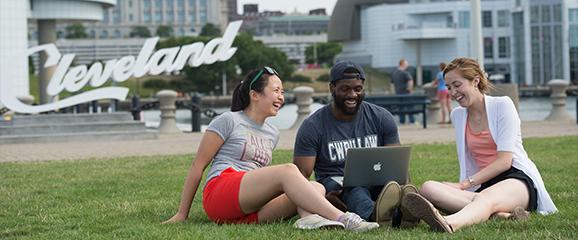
[450,95,557,215]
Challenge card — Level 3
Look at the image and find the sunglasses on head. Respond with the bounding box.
[249,66,279,91]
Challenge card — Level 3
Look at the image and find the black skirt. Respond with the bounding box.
[475,167,538,211]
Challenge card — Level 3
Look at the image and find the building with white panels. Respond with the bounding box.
[28,0,229,40]
[0,0,116,107]
[329,0,578,86]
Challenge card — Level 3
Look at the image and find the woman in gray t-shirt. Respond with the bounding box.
[162,67,378,232]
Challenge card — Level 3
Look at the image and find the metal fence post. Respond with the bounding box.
[191,92,201,132]
[131,94,141,121]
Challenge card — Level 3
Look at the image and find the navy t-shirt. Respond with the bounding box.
[294,101,400,180]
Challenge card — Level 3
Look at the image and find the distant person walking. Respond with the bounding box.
[433,62,451,124]
[392,59,415,125]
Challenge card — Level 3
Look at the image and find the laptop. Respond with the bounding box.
[331,146,411,187]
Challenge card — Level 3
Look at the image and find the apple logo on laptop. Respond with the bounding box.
[373,162,382,171]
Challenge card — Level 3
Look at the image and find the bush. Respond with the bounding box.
[316,73,330,82]
[143,79,168,89]
[289,74,312,83]
[169,80,194,92]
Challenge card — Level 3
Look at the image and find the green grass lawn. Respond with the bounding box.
[1,136,577,239]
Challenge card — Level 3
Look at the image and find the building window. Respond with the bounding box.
[570,21,578,82]
[114,30,122,38]
[530,6,539,23]
[144,12,151,23]
[167,11,174,23]
[113,10,121,23]
[553,4,562,23]
[541,5,551,23]
[129,0,133,8]
[512,12,525,84]
[459,11,470,28]
[531,26,541,84]
[178,0,185,8]
[484,37,493,59]
[178,11,185,23]
[571,9,578,23]
[129,13,133,22]
[103,10,110,23]
[155,0,162,9]
[482,11,492,28]
[144,0,151,10]
[155,11,162,23]
[554,25,563,78]
[497,10,509,27]
[167,0,174,9]
[498,37,510,58]
[200,11,206,23]
[101,30,109,38]
[89,30,95,38]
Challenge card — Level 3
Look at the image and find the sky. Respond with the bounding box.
[236,0,338,15]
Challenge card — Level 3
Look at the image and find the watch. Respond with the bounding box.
[467,177,476,187]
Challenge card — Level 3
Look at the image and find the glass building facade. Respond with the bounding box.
[529,1,564,85]
[570,8,578,84]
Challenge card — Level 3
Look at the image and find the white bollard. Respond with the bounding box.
[290,86,314,130]
[545,79,573,121]
[423,82,440,124]
[157,90,181,134]
[490,84,519,111]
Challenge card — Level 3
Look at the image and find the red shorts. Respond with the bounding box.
[202,167,259,224]
[437,89,449,100]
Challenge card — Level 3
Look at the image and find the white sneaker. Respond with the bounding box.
[338,212,380,232]
[293,214,345,230]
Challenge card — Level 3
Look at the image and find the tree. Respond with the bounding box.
[305,42,342,65]
[156,25,174,37]
[157,32,294,94]
[65,23,88,39]
[28,56,35,74]
[130,26,151,38]
[199,23,221,37]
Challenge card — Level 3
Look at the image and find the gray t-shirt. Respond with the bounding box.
[205,111,279,184]
[392,69,413,94]
[294,102,400,180]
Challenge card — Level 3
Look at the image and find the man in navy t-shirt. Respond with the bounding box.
[293,61,419,228]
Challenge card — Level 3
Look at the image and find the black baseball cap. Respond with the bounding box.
[330,61,366,83]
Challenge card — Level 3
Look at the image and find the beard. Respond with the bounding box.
[332,92,364,116]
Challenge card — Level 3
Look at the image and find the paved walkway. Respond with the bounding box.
[1,120,576,163]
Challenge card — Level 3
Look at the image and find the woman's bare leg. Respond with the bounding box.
[445,179,529,231]
[444,97,452,122]
[256,181,325,223]
[419,180,476,214]
[238,164,343,222]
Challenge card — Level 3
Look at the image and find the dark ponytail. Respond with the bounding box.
[231,67,272,111]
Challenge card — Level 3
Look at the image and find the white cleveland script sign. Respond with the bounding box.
[2,21,242,113]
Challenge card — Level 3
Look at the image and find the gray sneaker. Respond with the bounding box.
[338,212,380,232]
[293,214,345,230]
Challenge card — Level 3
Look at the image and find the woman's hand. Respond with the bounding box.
[162,213,187,224]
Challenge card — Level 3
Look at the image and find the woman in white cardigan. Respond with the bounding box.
[402,57,557,233]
